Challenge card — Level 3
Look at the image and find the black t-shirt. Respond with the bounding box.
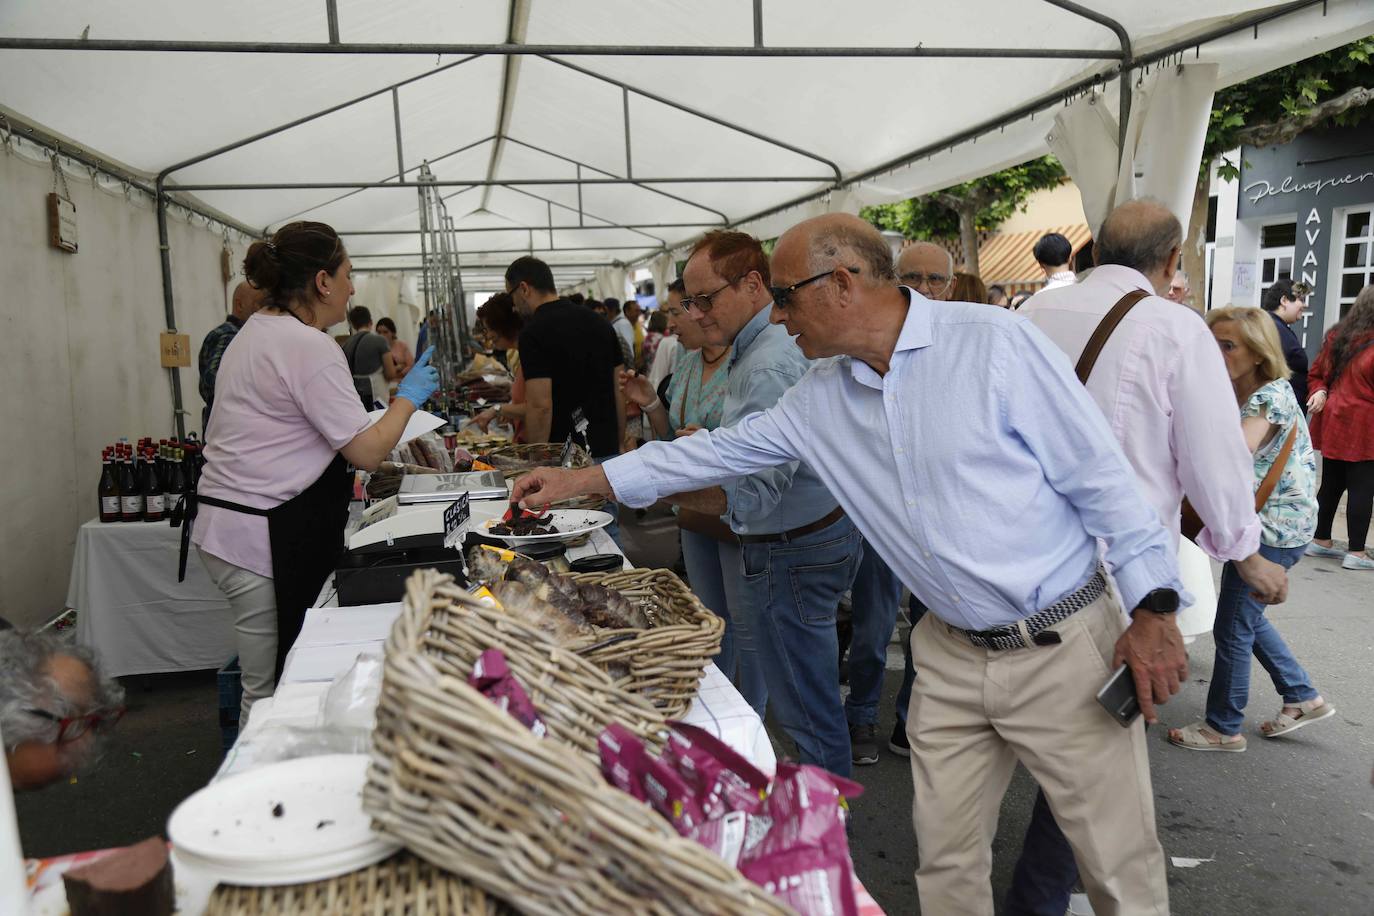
[518,299,624,456]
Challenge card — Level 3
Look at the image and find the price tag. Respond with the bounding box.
[559,433,577,468]
[442,493,471,550]
[570,407,589,435]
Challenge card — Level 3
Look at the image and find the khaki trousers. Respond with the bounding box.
[906,592,1168,916]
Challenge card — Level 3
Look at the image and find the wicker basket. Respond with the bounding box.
[480,441,592,478]
[363,569,791,916]
[564,568,724,719]
[206,853,510,915]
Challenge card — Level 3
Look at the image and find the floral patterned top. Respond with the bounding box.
[1243,380,1318,547]
[663,347,730,436]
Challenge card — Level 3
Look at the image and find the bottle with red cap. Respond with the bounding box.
[98,448,120,523]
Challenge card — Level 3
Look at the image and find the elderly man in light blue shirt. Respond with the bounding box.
[655,230,861,778]
[515,214,1188,916]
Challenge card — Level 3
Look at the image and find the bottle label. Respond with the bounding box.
[121,495,142,514]
[101,496,120,515]
[146,494,165,515]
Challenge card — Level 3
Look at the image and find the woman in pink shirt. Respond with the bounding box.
[189,222,438,727]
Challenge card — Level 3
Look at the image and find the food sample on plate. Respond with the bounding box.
[488,515,560,537]
[63,836,174,916]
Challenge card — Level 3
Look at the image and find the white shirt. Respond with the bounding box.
[1020,264,1261,562]
[604,290,1184,630]
[1043,270,1077,290]
[647,334,680,390]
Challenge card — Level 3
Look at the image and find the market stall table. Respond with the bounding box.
[68,518,234,677]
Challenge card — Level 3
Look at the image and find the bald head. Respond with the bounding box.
[776,213,896,288]
[896,242,955,301]
[1095,199,1183,296]
[232,281,267,321]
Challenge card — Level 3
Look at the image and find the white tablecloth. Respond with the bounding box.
[68,518,235,677]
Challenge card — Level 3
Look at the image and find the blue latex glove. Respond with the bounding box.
[395,347,438,408]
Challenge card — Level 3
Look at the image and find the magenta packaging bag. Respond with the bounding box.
[596,722,651,802]
[739,845,859,916]
[468,648,547,738]
[665,721,770,818]
[641,753,705,835]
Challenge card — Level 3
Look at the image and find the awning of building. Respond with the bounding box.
[978,224,1091,288]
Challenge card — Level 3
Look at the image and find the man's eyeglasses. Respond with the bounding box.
[680,275,745,314]
[26,706,126,743]
[898,271,952,293]
[769,267,860,309]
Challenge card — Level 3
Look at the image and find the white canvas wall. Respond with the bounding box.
[0,147,247,628]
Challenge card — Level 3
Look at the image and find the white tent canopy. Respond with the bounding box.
[4,0,1370,278]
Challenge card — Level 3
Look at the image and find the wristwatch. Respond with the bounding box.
[1136,588,1180,615]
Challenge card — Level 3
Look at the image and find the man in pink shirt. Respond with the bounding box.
[1007,198,1288,915]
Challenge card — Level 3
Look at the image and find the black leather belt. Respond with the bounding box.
[951,567,1107,651]
[736,506,846,545]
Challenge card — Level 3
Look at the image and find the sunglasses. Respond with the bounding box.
[680,275,746,314]
[26,706,126,744]
[769,267,860,309]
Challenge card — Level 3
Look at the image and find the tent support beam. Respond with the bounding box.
[391,88,405,176]
[265,134,498,229]
[325,0,340,43]
[175,176,832,191]
[541,55,844,183]
[753,0,764,48]
[0,38,1123,59]
[481,184,669,249]
[336,223,714,235]
[480,0,527,211]
[668,0,1331,267]
[501,135,731,225]
[1040,1,1132,161]
[351,246,659,256]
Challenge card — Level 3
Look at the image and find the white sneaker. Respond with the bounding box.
[1306,542,1344,558]
[1341,552,1374,570]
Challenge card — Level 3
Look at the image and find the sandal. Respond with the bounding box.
[1167,721,1246,753]
[1260,698,1335,738]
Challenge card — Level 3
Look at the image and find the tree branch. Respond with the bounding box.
[1234,85,1374,149]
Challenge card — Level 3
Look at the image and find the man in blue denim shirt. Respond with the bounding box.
[670,230,861,777]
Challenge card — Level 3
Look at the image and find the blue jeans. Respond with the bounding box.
[895,595,926,725]
[845,543,902,727]
[1207,542,1317,736]
[681,529,767,713]
[738,515,862,776]
[1005,789,1078,916]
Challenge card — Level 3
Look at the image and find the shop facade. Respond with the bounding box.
[1214,122,1374,357]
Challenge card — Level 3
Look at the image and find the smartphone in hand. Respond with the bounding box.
[1095,664,1141,727]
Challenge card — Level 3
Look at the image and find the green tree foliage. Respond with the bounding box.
[860,156,1065,240]
[1207,36,1374,179]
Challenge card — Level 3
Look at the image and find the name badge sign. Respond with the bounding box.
[442,493,471,550]
[561,407,590,467]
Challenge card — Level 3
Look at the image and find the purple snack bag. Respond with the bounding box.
[747,763,862,865]
[739,845,859,916]
[468,648,546,738]
[597,723,650,802]
[665,722,770,818]
[641,754,706,835]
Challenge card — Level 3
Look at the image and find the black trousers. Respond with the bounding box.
[1314,457,1374,552]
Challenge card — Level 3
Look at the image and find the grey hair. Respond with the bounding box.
[808,224,896,286]
[1096,198,1183,275]
[0,631,122,751]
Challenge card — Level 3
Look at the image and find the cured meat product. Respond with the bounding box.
[64,836,174,916]
[488,580,592,644]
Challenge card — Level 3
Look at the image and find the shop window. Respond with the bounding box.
[1338,206,1374,320]
[1261,223,1297,248]
[1258,220,1296,298]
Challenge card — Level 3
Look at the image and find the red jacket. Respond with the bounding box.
[1308,331,1374,461]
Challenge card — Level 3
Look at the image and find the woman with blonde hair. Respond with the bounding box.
[1168,306,1334,752]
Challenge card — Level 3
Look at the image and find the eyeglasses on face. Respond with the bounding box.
[26,706,126,743]
[680,274,747,314]
[769,267,860,309]
[898,270,952,293]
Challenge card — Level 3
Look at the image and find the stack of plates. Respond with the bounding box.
[167,754,399,886]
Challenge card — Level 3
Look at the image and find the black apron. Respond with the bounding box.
[176,455,353,679]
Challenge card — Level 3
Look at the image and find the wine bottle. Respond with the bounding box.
[98,449,120,523]
[142,449,165,522]
[168,448,187,497]
[119,449,142,522]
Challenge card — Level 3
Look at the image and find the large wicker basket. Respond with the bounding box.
[564,568,724,718]
[363,569,791,916]
[206,853,511,915]
[480,441,592,478]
